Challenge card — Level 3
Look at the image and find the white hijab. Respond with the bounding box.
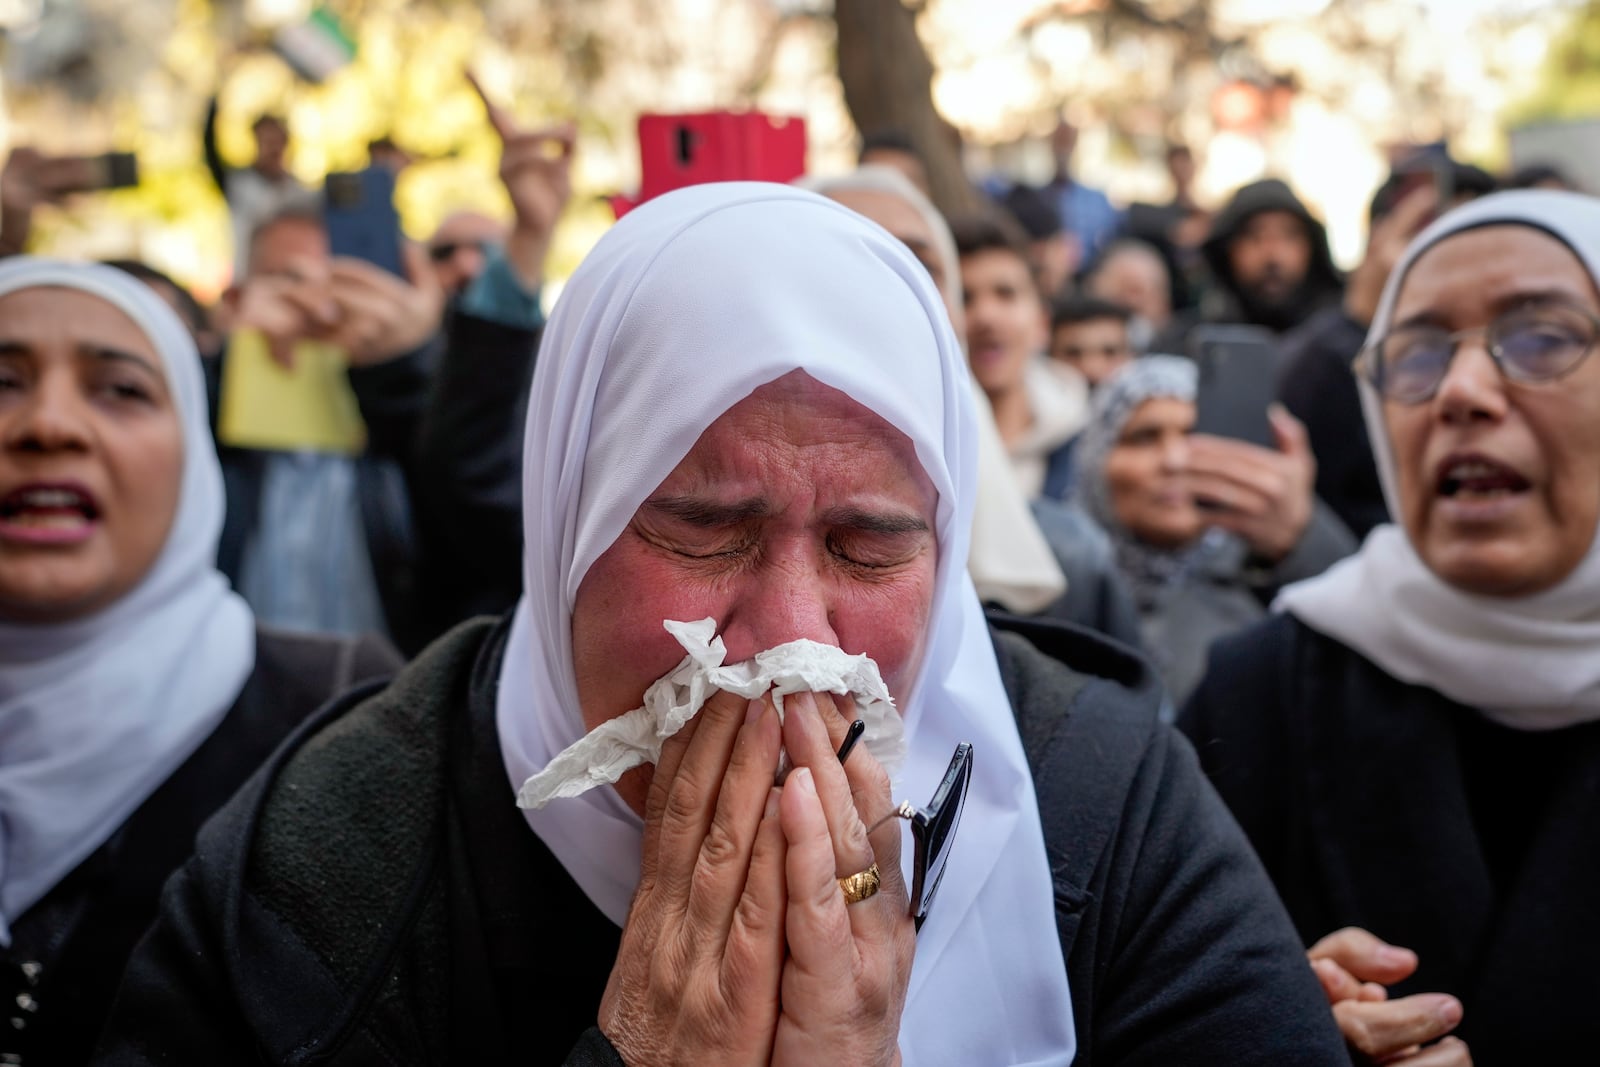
[799,165,1069,615]
[0,258,256,942]
[1276,190,1600,729]
[496,183,1075,1065]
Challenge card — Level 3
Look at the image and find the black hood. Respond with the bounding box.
[1201,179,1343,332]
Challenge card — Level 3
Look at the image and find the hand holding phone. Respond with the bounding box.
[324,167,405,278]
[1186,405,1316,564]
[1189,325,1280,449]
[1344,180,1441,327]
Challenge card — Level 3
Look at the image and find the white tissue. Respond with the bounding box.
[517,618,904,809]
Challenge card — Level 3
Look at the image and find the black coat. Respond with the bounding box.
[1180,613,1600,1064]
[94,614,1344,1065]
[1,627,398,1067]
[1275,307,1389,539]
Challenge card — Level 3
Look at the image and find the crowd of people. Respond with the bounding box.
[0,70,1594,1066]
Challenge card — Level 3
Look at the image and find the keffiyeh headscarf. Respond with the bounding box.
[1071,355,1231,609]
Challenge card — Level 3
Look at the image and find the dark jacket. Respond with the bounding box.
[1,627,398,1067]
[1132,501,1355,707]
[411,313,541,639]
[1027,496,1144,650]
[1193,179,1344,339]
[95,614,1345,1065]
[1180,613,1600,1064]
[1276,306,1389,539]
[205,343,435,653]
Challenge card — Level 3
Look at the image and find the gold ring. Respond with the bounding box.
[837,862,881,905]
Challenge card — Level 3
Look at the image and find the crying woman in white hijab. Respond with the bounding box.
[0,259,398,1067]
[99,184,1345,1066]
[801,166,1143,651]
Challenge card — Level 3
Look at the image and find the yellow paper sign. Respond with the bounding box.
[216,330,367,455]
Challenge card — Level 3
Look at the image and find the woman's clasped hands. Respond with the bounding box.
[598,688,916,1066]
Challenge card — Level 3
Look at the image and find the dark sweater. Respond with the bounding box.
[1275,306,1389,539]
[1,627,398,1067]
[95,615,1345,1065]
[1180,613,1600,1064]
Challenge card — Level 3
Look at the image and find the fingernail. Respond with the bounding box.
[764,788,781,819]
[1378,946,1414,966]
[1433,996,1462,1025]
[791,766,815,797]
[746,698,763,725]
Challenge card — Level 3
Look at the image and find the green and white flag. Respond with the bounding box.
[274,6,354,83]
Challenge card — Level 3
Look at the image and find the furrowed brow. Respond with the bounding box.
[80,344,163,378]
[824,505,930,536]
[642,495,770,527]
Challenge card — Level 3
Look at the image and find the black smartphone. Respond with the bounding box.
[47,151,139,194]
[324,168,405,278]
[1189,325,1279,450]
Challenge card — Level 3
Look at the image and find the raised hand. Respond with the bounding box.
[467,70,574,293]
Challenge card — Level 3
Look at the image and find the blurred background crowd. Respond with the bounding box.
[4,0,1600,1064]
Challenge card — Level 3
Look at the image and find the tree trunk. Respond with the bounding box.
[834,0,984,220]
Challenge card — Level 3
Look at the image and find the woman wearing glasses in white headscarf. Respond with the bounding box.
[0,259,397,1067]
[1182,191,1600,1065]
[100,184,1342,1066]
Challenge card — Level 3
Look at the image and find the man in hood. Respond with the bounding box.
[1197,179,1342,338]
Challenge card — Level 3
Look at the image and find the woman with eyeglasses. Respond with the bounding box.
[98,184,1344,1065]
[1181,190,1600,1065]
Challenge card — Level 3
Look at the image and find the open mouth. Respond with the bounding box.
[1435,455,1532,501]
[0,484,101,533]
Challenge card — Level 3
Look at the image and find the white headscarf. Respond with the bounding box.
[1276,190,1600,729]
[800,166,1069,614]
[0,258,256,942]
[496,183,1075,1065]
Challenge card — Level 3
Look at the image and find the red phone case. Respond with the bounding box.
[612,111,806,217]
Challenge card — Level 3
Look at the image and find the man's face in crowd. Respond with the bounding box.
[428,212,509,297]
[1227,209,1311,310]
[247,216,330,284]
[859,149,931,199]
[1050,317,1133,388]
[253,121,289,174]
[961,249,1046,400]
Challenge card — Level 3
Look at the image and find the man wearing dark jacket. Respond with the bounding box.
[1161,179,1343,353]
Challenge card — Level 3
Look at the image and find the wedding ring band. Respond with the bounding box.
[838,862,881,905]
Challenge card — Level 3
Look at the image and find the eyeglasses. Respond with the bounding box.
[1357,300,1600,404]
[427,239,495,263]
[869,742,973,932]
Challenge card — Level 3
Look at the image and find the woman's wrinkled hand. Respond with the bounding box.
[1308,927,1472,1066]
[771,691,915,1067]
[598,688,789,1066]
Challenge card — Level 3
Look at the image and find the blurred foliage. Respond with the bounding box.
[1,0,670,298]
[1508,0,1600,124]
